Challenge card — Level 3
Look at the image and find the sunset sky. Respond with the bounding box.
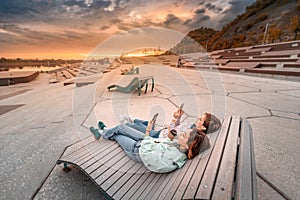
[0,0,255,59]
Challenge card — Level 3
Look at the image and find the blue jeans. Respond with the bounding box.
[102,124,144,162]
[190,123,196,129]
[126,119,161,138]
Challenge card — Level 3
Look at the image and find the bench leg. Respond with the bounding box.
[145,82,148,94]
[63,162,72,173]
[151,78,154,91]
[137,82,141,96]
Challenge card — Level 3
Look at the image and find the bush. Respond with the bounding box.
[257,13,268,22]
[245,22,254,30]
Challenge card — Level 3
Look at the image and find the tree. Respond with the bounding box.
[289,15,300,40]
[269,24,282,42]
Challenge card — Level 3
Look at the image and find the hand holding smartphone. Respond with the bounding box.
[152,113,159,121]
[179,103,184,111]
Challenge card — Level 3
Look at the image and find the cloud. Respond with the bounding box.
[204,2,223,13]
[100,25,110,30]
[0,0,257,58]
[223,0,256,15]
[221,0,255,24]
[164,14,182,27]
[195,8,205,14]
[0,0,255,31]
[0,0,39,16]
[110,18,122,24]
[184,13,210,29]
[0,23,23,31]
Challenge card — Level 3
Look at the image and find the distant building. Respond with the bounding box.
[0,71,39,86]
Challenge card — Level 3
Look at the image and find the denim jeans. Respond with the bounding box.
[125,119,161,138]
[113,135,143,162]
[102,124,144,162]
[190,123,196,129]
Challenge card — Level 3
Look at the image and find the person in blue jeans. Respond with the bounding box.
[90,119,210,173]
[116,109,184,138]
[125,118,161,138]
[90,113,161,139]
[118,109,221,138]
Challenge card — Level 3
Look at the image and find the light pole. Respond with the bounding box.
[262,22,269,45]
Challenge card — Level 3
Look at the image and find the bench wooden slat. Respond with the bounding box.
[174,129,219,199]
[106,163,144,196]
[80,142,119,170]
[74,142,114,166]
[112,167,148,199]
[62,141,100,162]
[250,122,258,200]
[85,146,122,174]
[95,156,132,186]
[172,155,204,199]
[143,173,169,199]
[212,116,240,200]
[62,139,106,161]
[100,159,136,191]
[145,171,176,199]
[69,140,113,164]
[235,119,252,199]
[90,150,127,180]
[59,136,98,160]
[137,173,163,199]
[235,119,258,200]
[159,159,194,199]
[194,116,232,199]
[123,172,156,199]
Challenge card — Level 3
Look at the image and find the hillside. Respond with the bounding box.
[169,27,217,54]
[171,0,300,53]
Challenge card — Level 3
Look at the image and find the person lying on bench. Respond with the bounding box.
[116,113,160,138]
[115,109,221,139]
[184,112,221,134]
[89,118,210,173]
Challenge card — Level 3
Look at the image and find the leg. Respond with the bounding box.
[133,119,148,126]
[102,124,145,141]
[134,118,156,130]
[126,122,161,138]
[114,135,142,162]
[190,123,196,129]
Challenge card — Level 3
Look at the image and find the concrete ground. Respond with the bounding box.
[0,63,299,200]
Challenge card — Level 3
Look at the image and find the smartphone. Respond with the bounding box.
[179,103,184,110]
[152,113,159,121]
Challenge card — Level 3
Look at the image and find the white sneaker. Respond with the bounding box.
[118,114,126,124]
[123,114,133,123]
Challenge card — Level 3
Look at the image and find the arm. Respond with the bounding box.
[145,119,154,136]
[172,109,184,127]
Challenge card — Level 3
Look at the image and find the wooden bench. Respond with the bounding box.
[57,116,257,199]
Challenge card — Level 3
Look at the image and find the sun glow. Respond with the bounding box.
[121,48,166,57]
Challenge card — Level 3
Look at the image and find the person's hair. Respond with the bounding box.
[202,113,221,134]
[186,128,210,159]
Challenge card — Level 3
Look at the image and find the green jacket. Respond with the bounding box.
[139,136,187,173]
